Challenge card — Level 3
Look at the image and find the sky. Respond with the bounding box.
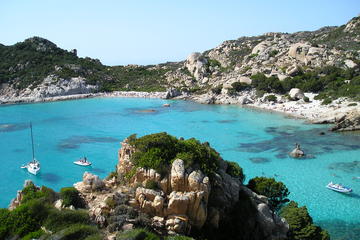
[0,0,359,66]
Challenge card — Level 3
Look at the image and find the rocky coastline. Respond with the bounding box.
[1,88,359,132]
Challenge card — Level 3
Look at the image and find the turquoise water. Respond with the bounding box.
[1,98,359,239]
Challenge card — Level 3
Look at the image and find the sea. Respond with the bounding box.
[0,97,359,239]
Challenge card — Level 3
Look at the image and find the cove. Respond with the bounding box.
[0,97,359,239]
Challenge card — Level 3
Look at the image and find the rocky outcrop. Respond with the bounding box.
[9,180,37,210]
[289,143,305,158]
[330,110,360,132]
[185,52,208,81]
[74,172,106,192]
[116,138,288,238]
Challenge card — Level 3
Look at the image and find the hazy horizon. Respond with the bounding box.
[1,0,359,66]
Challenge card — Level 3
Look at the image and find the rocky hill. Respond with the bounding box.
[1,16,360,103]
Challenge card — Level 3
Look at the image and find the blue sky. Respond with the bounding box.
[0,1,359,66]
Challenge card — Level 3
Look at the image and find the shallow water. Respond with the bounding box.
[0,98,359,239]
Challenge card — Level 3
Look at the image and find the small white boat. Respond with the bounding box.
[326,182,352,193]
[21,122,41,175]
[74,157,91,166]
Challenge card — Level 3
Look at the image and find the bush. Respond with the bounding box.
[231,82,251,92]
[145,180,159,190]
[129,133,221,177]
[106,197,117,209]
[60,187,85,208]
[247,177,290,211]
[54,224,100,240]
[22,229,45,240]
[225,161,245,183]
[280,201,330,240]
[116,228,159,240]
[43,209,90,232]
[211,85,223,94]
[348,102,357,106]
[265,94,277,102]
[321,98,332,105]
[303,96,310,102]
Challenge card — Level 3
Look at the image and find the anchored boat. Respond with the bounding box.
[21,122,40,175]
[74,157,92,166]
[326,182,352,193]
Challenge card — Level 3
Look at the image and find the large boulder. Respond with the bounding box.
[289,88,304,100]
[288,43,311,63]
[185,52,208,81]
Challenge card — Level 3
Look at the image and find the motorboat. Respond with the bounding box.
[326,182,352,193]
[21,122,41,175]
[74,157,92,166]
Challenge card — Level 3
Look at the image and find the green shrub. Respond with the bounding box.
[20,182,57,204]
[303,96,310,102]
[129,133,221,177]
[265,94,277,102]
[116,228,160,240]
[211,85,223,94]
[247,177,290,211]
[106,197,117,209]
[231,82,251,92]
[321,98,332,105]
[225,161,245,183]
[60,187,85,208]
[22,229,45,240]
[280,201,330,240]
[43,209,90,232]
[144,180,159,190]
[166,236,194,240]
[269,50,279,58]
[54,224,100,240]
[348,102,357,106]
[106,171,118,180]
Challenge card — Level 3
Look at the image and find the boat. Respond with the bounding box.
[326,182,352,193]
[74,157,92,166]
[21,122,40,175]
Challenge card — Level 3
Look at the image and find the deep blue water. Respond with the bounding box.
[1,97,359,239]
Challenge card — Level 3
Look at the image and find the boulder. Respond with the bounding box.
[239,76,252,85]
[289,88,304,100]
[81,172,105,192]
[288,43,311,63]
[344,59,358,69]
[185,52,208,81]
[170,159,186,191]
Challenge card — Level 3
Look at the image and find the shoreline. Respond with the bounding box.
[1,90,358,126]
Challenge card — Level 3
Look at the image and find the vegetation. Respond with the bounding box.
[211,84,223,94]
[280,201,330,240]
[145,180,160,190]
[250,66,360,101]
[60,187,85,208]
[265,94,277,102]
[0,37,169,92]
[128,132,222,177]
[247,177,290,211]
[116,228,194,240]
[225,161,245,183]
[0,184,100,240]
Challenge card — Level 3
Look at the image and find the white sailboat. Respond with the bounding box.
[21,122,40,175]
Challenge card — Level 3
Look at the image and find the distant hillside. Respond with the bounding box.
[0,16,359,102]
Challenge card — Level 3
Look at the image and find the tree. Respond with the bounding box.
[280,201,330,240]
[247,177,289,211]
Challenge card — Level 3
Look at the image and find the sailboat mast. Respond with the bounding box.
[30,122,35,161]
